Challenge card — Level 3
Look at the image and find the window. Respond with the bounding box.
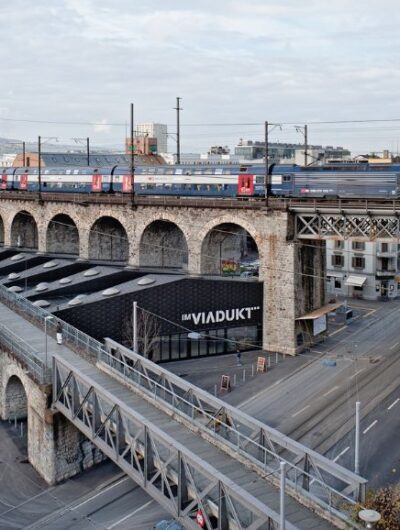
[331,254,344,267]
[334,240,344,249]
[334,279,342,289]
[381,243,388,252]
[352,256,365,269]
[352,242,365,251]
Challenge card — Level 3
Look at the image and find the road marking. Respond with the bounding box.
[74,477,129,509]
[388,398,400,410]
[107,499,154,529]
[350,369,364,379]
[333,446,350,463]
[363,420,378,434]
[274,379,283,386]
[292,405,310,418]
[390,342,399,350]
[322,385,340,397]
[328,326,346,337]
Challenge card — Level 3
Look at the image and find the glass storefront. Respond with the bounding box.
[152,324,262,363]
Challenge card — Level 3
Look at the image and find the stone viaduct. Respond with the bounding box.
[0,196,325,354]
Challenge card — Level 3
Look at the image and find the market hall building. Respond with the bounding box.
[52,274,264,362]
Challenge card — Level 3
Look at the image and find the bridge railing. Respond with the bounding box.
[0,322,50,384]
[98,339,366,527]
[53,355,294,530]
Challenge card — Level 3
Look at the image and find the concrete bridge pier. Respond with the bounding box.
[0,350,104,484]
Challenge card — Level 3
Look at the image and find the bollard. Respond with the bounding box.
[251,364,254,377]
[20,423,24,438]
[276,352,278,364]
[243,369,246,382]
[233,374,237,386]
[214,384,217,397]
[268,356,271,368]
[14,416,17,429]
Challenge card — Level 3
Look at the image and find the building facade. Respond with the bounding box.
[326,240,400,300]
[136,123,168,154]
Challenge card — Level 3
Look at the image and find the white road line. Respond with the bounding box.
[333,446,350,463]
[292,405,310,418]
[74,477,130,509]
[388,398,400,410]
[363,420,378,435]
[323,385,340,397]
[107,500,154,529]
[274,379,283,386]
[350,369,365,379]
[390,342,399,350]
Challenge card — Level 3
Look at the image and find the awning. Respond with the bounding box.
[345,275,367,287]
[327,272,344,278]
[296,302,343,320]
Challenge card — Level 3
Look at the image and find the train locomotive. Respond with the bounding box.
[1,161,400,199]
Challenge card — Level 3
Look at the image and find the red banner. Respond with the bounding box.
[92,174,102,192]
[20,174,28,190]
[122,175,132,193]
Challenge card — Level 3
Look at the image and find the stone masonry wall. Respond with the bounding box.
[0,350,104,484]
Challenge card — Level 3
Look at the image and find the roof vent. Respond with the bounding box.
[8,285,23,293]
[8,272,21,280]
[59,277,72,285]
[36,282,49,292]
[138,277,156,285]
[84,268,100,277]
[33,299,50,308]
[102,287,120,297]
[43,260,58,269]
[68,294,86,306]
[10,254,24,261]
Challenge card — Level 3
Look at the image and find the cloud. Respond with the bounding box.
[0,0,398,154]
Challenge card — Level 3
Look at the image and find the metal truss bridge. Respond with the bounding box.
[0,285,366,529]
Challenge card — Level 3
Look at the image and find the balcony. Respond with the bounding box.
[376,269,396,277]
[376,251,397,258]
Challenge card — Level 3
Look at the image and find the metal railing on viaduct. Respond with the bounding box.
[0,284,367,528]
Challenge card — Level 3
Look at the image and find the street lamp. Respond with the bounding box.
[44,315,54,373]
[358,509,381,528]
[188,332,202,340]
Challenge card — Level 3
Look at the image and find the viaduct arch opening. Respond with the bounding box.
[139,220,188,269]
[201,223,259,275]
[0,215,4,245]
[89,216,129,262]
[11,211,38,249]
[47,214,79,255]
[4,375,28,421]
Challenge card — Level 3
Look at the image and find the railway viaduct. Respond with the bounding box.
[0,194,326,354]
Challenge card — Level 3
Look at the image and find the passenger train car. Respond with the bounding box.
[2,162,400,198]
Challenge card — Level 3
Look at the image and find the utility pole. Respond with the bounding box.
[132,300,138,353]
[304,124,308,166]
[86,137,90,166]
[355,401,360,475]
[38,135,42,199]
[265,121,269,202]
[280,461,286,530]
[175,97,182,164]
[22,141,26,167]
[130,102,135,200]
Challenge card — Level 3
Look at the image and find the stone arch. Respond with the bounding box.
[10,210,38,249]
[89,216,129,261]
[200,220,260,275]
[139,219,189,269]
[4,375,28,420]
[46,214,80,255]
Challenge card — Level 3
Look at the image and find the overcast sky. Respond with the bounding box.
[0,0,399,154]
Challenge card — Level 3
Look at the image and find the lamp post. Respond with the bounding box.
[358,509,381,529]
[355,400,361,474]
[132,301,138,353]
[44,315,54,375]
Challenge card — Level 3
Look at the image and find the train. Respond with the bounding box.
[2,161,400,198]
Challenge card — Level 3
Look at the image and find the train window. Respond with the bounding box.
[223,169,231,174]
[256,176,265,183]
[166,169,174,175]
[114,176,120,181]
[283,175,292,182]
[175,169,183,175]
[140,183,146,190]
[194,170,202,175]
[215,168,223,175]
[239,166,248,172]
[204,169,213,174]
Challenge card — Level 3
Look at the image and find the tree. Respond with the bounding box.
[349,486,400,529]
[122,306,161,361]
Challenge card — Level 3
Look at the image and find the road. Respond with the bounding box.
[0,421,168,530]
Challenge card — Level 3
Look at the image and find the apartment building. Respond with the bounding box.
[326,240,400,300]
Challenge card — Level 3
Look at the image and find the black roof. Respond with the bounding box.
[40,153,164,167]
